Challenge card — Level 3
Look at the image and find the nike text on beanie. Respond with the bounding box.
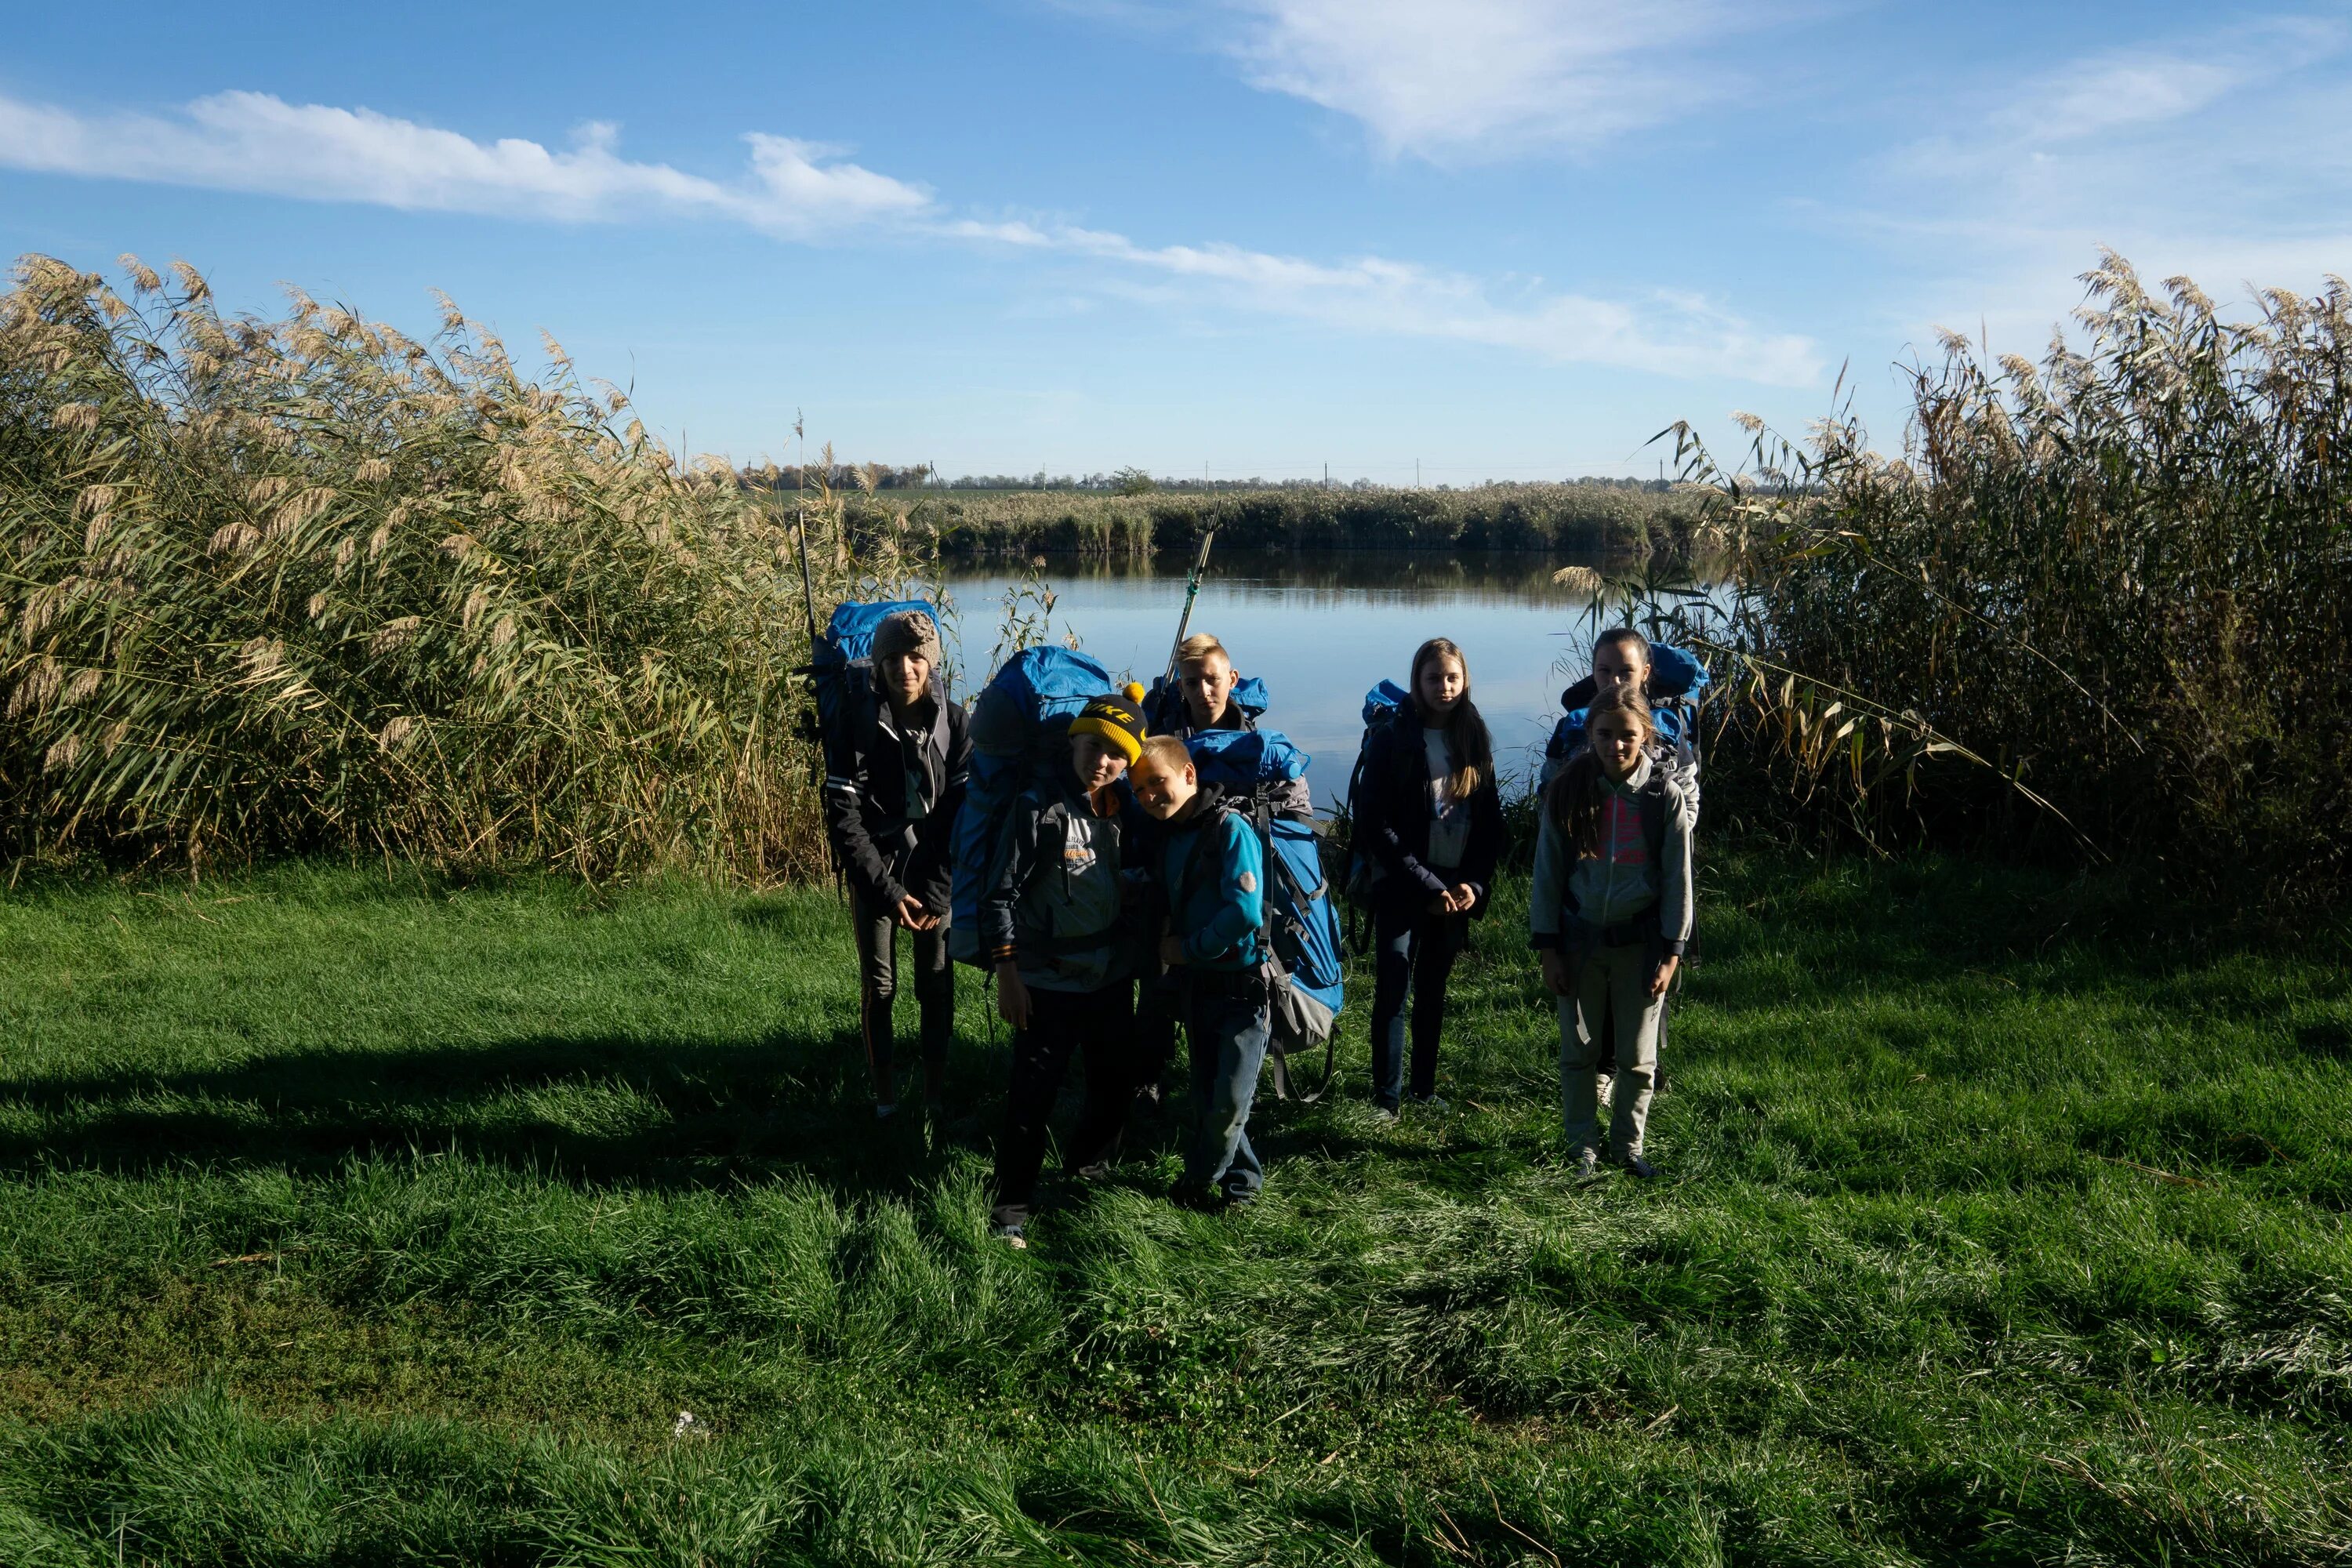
[1069,684,1149,764]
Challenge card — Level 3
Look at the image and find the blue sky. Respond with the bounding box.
[5,1,2347,480]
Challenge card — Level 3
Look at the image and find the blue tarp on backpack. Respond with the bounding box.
[1545,643,1711,771]
[1340,680,1411,909]
[1183,727,1304,793]
[809,598,935,738]
[1181,729,1339,1011]
[1143,673,1269,735]
[947,644,1116,967]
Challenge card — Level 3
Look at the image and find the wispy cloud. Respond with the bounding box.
[1849,15,2352,355]
[0,85,1819,386]
[950,217,1820,383]
[1218,0,1749,161]
[0,89,931,236]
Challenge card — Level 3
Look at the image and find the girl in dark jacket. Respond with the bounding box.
[1350,637,1505,1116]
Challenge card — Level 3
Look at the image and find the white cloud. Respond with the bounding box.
[1215,0,1755,161]
[0,89,931,236]
[1851,16,2352,361]
[0,85,1818,386]
[949,218,1820,383]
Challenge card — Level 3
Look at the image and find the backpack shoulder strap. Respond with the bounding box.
[1639,767,1668,866]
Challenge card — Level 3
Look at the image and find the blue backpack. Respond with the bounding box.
[1181,728,1345,1100]
[946,645,1117,967]
[1340,680,1410,914]
[804,599,936,881]
[808,599,936,741]
[1143,673,1269,735]
[1543,643,1711,782]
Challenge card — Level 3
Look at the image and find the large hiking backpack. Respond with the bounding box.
[1180,728,1345,1101]
[804,598,937,881]
[1143,673,1269,736]
[1339,680,1410,914]
[808,598,937,741]
[1542,642,1711,785]
[946,645,1117,967]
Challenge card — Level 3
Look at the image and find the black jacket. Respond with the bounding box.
[1352,708,1505,918]
[821,681,971,914]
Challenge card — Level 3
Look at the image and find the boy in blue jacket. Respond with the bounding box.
[1127,734,1271,1211]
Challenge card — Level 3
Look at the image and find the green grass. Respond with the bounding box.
[0,852,2347,1566]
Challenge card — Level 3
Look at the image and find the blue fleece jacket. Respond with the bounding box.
[1158,806,1266,972]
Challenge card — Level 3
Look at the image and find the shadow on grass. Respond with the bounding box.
[0,1025,1039,1196]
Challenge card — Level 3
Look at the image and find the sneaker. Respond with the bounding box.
[1573,1149,1600,1181]
[1410,1094,1449,1112]
[873,1102,898,1122]
[991,1220,1027,1249]
[1621,1154,1661,1181]
[1373,1102,1400,1123]
[1073,1160,1112,1182]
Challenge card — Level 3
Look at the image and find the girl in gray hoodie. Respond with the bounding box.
[1529,691,1696,1178]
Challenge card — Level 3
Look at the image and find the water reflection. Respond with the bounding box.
[931,551,1722,806]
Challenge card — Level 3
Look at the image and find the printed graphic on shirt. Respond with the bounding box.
[1605,796,1650,865]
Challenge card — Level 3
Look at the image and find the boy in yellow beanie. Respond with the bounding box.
[983,686,1149,1247]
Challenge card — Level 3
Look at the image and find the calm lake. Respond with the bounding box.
[929,551,1651,808]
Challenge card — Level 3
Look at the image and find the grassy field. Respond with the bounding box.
[0,851,2347,1565]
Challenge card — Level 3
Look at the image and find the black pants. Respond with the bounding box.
[991,983,1137,1227]
[1370,895,1467,1109]
[849,883,952,1107]
[1134,969,1179,1092]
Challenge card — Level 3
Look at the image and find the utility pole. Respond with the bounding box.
[1416,458,1421,488]
[1323,461,1329,489]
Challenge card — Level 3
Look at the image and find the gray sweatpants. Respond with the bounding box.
[1559,941,1664,1161]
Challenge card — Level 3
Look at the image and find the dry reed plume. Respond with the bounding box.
[0,256,906,880]
[1658,253,2352,898]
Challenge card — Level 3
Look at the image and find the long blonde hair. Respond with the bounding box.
[1544,689,1657,855]
[1410,637,1493,800]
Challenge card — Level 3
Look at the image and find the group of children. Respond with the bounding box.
[822,610,1698,1247]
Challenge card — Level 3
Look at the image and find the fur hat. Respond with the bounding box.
[1069,683,1149,764]
[872,609,942,665]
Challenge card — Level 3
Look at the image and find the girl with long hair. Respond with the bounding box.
[1529,689,1696,1178]
[1348,637,1505,1117]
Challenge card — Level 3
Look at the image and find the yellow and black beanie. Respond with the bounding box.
[1069,683,1149,764]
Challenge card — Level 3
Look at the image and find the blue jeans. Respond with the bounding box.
[1370,895,1466,1109]
[1182,979,1271,1200]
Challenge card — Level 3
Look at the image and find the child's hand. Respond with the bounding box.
[1541,950,1573,996]
[1649,955,1679,999]
[1159,935,1187,968]
[1450,883,1476,914]
[895,895,938,931]
[995,964,1032,1029]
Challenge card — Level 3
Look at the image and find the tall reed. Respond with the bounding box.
[0,257,910,880]
[1657,254,2351,900]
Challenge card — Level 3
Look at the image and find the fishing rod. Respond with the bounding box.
[791,412,821,646]
[1161,524,1220,689]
